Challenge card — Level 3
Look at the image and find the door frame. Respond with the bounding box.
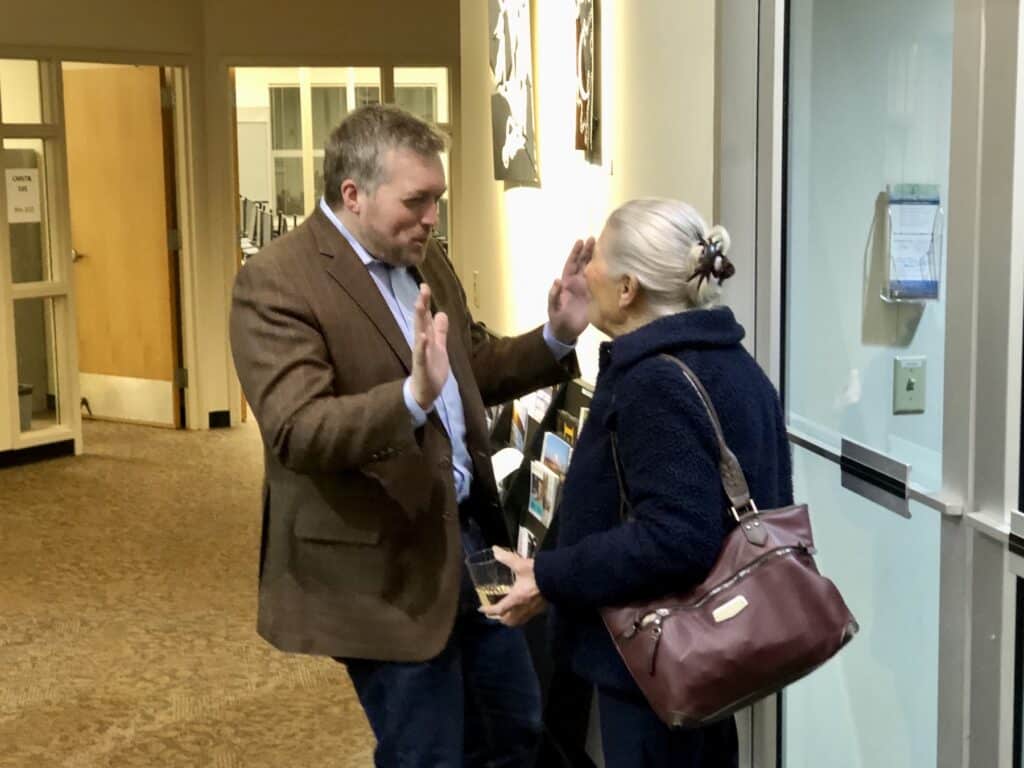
[715,1,786,763]
[0,47,200,440]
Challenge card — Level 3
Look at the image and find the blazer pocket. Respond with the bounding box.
[359,446,433,523]
[294,506,382,545]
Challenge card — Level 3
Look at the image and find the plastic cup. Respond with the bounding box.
[465,547,515,606]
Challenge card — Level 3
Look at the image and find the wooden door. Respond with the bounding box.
[63,64,180,427]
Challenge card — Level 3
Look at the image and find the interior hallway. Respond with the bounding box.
[0,420,375,767]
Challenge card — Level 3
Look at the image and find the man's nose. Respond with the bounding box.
[421,200,439,228]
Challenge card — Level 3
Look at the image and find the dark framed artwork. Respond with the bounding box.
[575,0,601,164]
[489,0,539,183]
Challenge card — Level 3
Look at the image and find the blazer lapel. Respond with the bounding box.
[312,209,412,373]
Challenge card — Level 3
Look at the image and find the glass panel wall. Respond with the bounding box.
[786,0,953,492]
[1015,578,1024,768]
[234,67,382,227]
[0,59,42,124]
[394,67,449,123]
[392,68,451,243]
[311,86,346,149]
[4,138,53,283]
[13,297,61,431]
[269,86,301,151]
[234,66,451,250]
[782,0,954,764]
[781,451,940,765]
[273,157,304,216]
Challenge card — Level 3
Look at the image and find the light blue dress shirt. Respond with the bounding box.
[319,197,574,503]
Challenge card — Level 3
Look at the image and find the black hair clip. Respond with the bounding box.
[687,234,734,290]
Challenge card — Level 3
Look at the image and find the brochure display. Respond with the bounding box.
[498,380,591,557]
[882,183,943,302]
[488,377,596,766]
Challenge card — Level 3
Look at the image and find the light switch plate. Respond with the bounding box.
[893,356,926,414]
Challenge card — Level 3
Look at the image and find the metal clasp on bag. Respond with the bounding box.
[622,608,671,639]
[730,499,759,523]
[640,608,670,630]
[732,500,770,546]
[619,608,672,675]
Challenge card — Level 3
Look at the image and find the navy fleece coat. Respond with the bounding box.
[534,306,793,695]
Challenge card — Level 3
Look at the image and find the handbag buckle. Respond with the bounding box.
[730,499,759,523]
[639,608,671,629]
[622,608,671,640]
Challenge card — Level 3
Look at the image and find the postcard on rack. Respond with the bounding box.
[511,398,528,452]
[540,432,572,476]
[528,460,561,526]
[517,526,538,558]
[556,409,579,447]
[529,387,553,423]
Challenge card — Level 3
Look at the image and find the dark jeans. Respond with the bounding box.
[597,687,738,768]
[341,524,543,768]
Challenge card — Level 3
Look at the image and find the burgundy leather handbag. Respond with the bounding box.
[601,355,858,729]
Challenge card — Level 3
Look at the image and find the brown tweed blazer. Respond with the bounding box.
[229,208,576,661]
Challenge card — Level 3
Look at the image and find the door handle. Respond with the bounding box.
[71,248,86,262]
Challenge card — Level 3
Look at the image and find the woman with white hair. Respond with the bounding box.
[484,199,793,766]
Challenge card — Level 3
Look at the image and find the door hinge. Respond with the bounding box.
[161,84,175,109]
[174,367,189,389]
[168,228,181,252]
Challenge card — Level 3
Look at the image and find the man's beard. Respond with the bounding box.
[382,239,427,267]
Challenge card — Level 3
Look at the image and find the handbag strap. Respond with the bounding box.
[609,353,754,522]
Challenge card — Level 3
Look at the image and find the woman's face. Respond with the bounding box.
[584,229,626,336]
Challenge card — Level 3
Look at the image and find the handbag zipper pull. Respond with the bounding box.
[648,623,663,675]
[646,610,669,675]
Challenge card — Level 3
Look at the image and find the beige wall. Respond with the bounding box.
[0,0,202,55]
[0,0,460,431]
[456,0,715,383]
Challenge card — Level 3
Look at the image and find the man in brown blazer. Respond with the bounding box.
[230,105,592,766]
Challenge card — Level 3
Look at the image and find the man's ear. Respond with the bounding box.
[619,275,640,309]
[339,178,360,214]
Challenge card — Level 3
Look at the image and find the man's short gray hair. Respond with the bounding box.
[601,198,733,316]
[322,104,449,205]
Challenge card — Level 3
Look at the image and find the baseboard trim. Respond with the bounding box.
[0,439,75,469]
[82,414,176,430]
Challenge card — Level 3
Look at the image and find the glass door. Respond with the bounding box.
[780,0,955,764]
[0,58,79,454]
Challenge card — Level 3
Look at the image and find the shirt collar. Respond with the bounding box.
[319,197,377,268]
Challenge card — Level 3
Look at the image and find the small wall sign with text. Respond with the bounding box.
[5,169,41,224]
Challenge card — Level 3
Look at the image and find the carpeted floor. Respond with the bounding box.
[0,420,376,767]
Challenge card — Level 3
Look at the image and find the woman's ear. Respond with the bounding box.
[618,275,640,309]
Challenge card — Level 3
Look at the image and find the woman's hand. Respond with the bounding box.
[547,237,594,344]
[480,547,548,627]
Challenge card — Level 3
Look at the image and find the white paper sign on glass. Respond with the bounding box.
[5,168,42,224]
